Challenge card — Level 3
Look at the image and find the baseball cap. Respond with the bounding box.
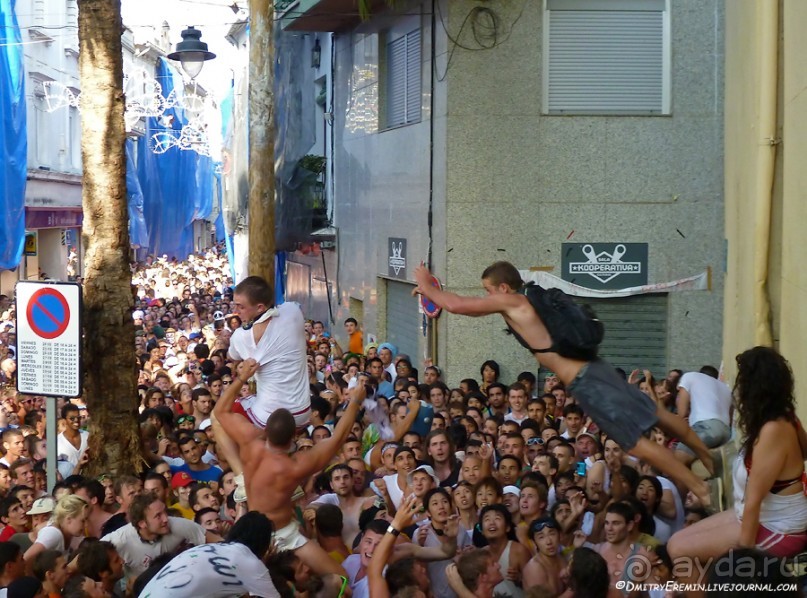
[407,464,440,488]
[503,485,521,497]
[188,332,202,341]
[171,472,194,489]
[132,310,145,321]
[26,496,55,516]
[576,432,599,443]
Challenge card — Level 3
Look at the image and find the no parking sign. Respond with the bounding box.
[16,282,83,397]
[420,275,443,319]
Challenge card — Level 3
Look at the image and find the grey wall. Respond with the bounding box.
[329,2,448,357]
[327,0,725,385]
[440,0,725,384]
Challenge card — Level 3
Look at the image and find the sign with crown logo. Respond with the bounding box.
[562,243,648,289]
[388,238,407,279]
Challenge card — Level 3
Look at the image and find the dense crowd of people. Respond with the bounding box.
[0,246,802,598]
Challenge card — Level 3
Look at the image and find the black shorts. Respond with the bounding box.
[568,359,659,450]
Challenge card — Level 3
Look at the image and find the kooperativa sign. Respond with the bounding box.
[562,243,648,289]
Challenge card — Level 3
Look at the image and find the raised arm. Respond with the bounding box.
[368,494,422,598]
[413,264,519,317]
[294,385,366,478]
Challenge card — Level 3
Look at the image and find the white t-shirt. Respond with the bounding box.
[344,554,370,598]
[101,517,206,579]
[57,430,89,467]
[33,525,68,553]
[678,372,732,426]
[139,542,280,597]
[228,302,309,426]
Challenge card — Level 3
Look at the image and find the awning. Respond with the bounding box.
[519,268,711,299]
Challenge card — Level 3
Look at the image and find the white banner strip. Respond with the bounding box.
[519,269,710,299]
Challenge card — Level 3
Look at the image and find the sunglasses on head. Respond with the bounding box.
[177,415,196,425]
[527,437,544,446]
[530,518,559,535]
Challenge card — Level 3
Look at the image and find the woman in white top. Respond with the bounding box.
[669,347,807,569]
[24,494,88,562]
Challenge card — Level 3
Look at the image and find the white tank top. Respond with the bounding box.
[733,449,807,535]
[494,541,524,597]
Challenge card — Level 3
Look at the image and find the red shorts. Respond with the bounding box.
[756,525,807,558]
[232,398,311,431]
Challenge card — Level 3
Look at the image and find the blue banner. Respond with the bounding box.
[0,0,26,270]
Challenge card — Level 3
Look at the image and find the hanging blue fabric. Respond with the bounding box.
[126,140,149,248]
[0,0,26,270]
[136,58,215,259]
[275,252,285,306]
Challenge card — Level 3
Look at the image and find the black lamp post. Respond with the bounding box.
[167,26,216,79]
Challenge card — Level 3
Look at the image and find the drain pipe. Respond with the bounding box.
[753,0,779,346]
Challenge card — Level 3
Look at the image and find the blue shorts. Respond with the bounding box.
[676,418,730,456]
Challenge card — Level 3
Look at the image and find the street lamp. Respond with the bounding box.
[167,26,216,79]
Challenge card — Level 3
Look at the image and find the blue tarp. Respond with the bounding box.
[126,140,149,248]
[135,58,215,259]
[0,0,26,270]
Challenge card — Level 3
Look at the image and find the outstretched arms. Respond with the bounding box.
[413,264,521,317]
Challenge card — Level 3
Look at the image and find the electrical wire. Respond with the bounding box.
[434,0,528,82]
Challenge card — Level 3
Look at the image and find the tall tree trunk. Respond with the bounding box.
[248,0,276,285]
[78,0,140,475]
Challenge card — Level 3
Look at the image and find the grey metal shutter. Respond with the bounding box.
[285,261,311,314]
[583,293,668,374]
[405,29,422,123]
[387,36,408,127]
[386,29,421,127]
[546,0,665,114]
[386,280,419,362]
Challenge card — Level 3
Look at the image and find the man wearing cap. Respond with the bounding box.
[169,472,195,520]
[304,464,376,547]
[8,497,52,553]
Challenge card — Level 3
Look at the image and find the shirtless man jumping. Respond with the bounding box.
[214,358,364,577]
[413,260,714,506]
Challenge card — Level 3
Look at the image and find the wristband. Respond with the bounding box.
[386,525,401,537]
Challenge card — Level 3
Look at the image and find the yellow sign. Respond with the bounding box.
[24,233,37,256]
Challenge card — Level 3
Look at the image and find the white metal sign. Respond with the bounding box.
[15,281,82,397]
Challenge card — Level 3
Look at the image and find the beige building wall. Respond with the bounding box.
[723,0,807,417]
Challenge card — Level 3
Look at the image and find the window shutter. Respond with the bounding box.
[547,1,665,114]
[405,29,422,123]
[387,36,408,127]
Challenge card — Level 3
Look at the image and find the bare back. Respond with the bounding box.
[240,440,302,527]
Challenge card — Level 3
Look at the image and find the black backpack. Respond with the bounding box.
[516,283,604,361]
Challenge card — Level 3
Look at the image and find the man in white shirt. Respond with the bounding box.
[138,511,280,598]
[674,366,733,467]
[0,431,23,468]
[56,404,88,469]
[101,494,211,581]
[212,276,311,501]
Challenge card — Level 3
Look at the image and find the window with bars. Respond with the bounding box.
[385,28,422,129]
[543,0,670,115]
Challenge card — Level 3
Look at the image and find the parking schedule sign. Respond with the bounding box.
[16,282,82,397]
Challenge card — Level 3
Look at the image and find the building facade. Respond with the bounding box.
[280,0,725,383]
